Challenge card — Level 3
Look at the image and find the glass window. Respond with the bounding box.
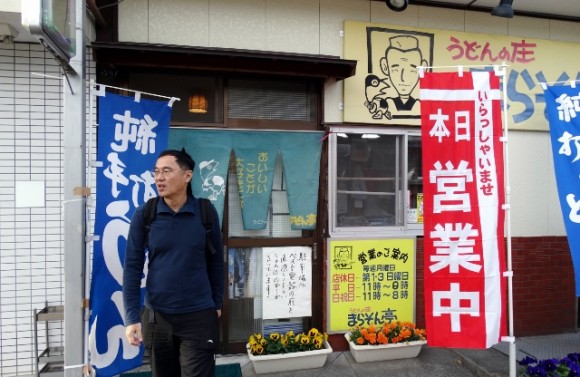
[127,72,224,124]
[407,134,423,231]
[328,127,422,236]
[228,79,317,122]
[227,247,306,343]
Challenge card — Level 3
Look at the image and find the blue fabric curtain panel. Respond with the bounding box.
[230,132,279,230]
[168,129,233,227]
[168,129,323,230]
[279,132,323,230]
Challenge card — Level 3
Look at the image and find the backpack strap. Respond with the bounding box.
[200,198,217,256]
[143,196,159,249]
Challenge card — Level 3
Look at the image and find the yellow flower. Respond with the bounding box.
[312,335,324,349]
[251,344,264,355]
[247,328,328,356]
[308,328,319,337]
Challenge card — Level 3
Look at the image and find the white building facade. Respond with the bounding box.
[0,0,578,375]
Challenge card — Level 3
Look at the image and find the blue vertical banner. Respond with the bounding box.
[279,132,323,230]
[543,83,580,297]
[231,132,279,230]
[88,91,172,376]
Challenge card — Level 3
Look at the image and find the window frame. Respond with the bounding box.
[327,126,423,237]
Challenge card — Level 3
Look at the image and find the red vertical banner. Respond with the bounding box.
[420,71,507,348]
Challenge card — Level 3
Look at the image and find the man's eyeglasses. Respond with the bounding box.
[153,168,181,177]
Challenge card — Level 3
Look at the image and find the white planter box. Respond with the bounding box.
[344,333,427,363]
[246,341,333,374]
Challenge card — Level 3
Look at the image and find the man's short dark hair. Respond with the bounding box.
[158,149,196,171]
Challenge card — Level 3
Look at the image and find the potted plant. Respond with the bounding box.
[518,353,580,376]
[246,328,333,374]
[344,320,427,363]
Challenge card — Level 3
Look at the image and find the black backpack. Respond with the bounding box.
[142,196,217,256]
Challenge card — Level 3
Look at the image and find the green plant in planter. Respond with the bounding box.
[247,328,328,356]
[349,320,427,345]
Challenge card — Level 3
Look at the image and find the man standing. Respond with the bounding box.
[123,149,224,377]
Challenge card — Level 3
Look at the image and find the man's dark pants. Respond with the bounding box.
[142,308,218,377]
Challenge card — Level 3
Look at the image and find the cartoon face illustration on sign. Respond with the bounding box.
[333,246,354,270]
[199,159,225,200]
[365,35,428,120]
[381,36,427,109]
[363,28,433,123]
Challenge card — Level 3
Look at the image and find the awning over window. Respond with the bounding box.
[91,42,357,80]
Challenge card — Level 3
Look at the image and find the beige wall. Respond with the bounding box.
[0,0,20,13]
[117,1,580,57]
[118,0,575,238]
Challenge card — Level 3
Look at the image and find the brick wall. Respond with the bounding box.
[511,236,577,336]
[414,237,576,337]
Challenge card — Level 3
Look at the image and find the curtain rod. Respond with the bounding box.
[91,82,180,106]
[418,63,509,78]
[538,79,580,89]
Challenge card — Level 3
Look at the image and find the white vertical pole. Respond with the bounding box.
[64,0,86,375]
[498,62,517,377]
[82,81,96,375]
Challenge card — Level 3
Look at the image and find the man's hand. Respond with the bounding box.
[217,309,222,318]
[126,323,143,346]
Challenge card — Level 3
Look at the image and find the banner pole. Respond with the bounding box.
[64,0,86,375]
[93,82,181,103]
[82,81,98,376]
[499,62,517,377]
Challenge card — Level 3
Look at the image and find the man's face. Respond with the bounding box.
[154,155,192,199]
[386,49,422,96]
